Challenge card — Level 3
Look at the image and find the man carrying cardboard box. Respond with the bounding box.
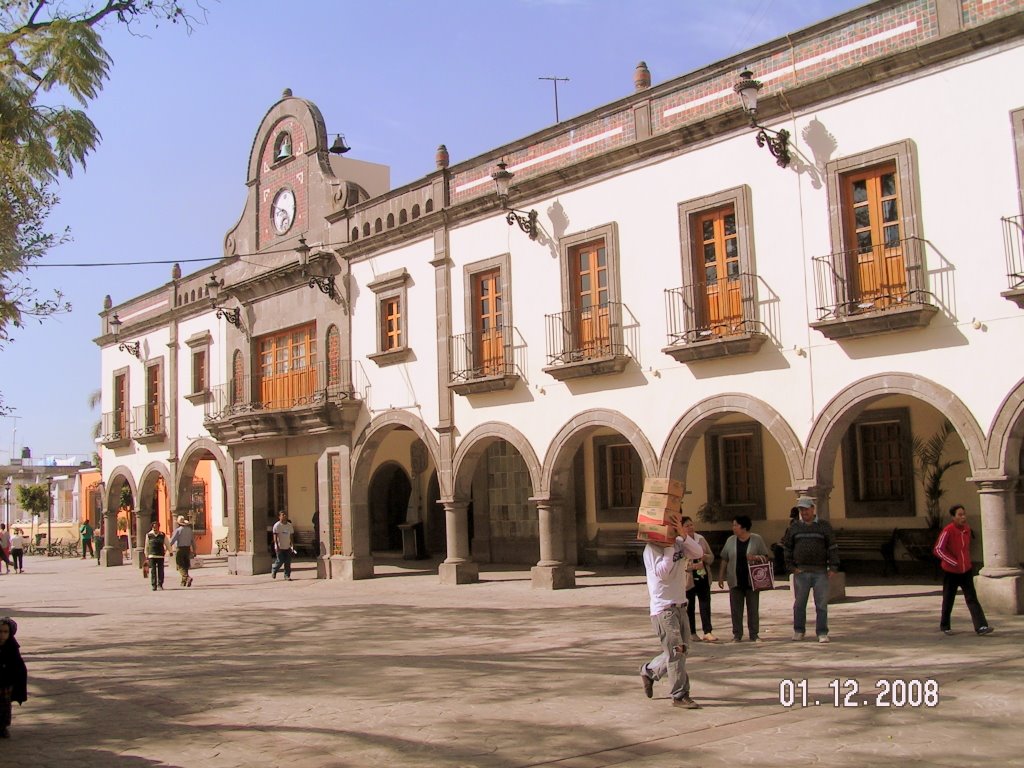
[639,511,705,709]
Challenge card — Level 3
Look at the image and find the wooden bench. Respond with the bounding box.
[584,529,646,568]
[214,536,230,555]
[834,528,897,576]
[293,530,317,557]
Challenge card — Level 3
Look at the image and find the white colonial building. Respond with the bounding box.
[97,0,1024,612]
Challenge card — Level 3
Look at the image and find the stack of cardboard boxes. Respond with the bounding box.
[636,477,684,545]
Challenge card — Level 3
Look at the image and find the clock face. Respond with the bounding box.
[271,188,295,235]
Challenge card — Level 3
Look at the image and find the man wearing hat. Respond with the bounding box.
[782,497,839,643]
[169,515,195,588]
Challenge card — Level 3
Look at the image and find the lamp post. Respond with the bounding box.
[3,478,10,528]
[491,161,539,240]
[733,68,791,168]
[46,476,53,553]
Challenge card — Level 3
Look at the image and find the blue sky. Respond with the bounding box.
[0,0,863,461]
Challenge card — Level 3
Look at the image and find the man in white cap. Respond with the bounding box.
[782,497,839,643]
[169,515,195,588]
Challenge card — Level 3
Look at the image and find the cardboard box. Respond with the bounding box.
[643,477,684,496]
[637,506,672,526]
[639,491,682,511]
[637,522,675,545]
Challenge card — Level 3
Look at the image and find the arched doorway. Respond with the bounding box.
[369,463,410,552]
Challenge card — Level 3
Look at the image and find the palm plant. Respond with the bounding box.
[912,420,964,530]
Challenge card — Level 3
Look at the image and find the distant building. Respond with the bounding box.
[96,0,1024,612]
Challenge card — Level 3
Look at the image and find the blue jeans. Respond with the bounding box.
[271,548,292,577]
[793,570,830,636]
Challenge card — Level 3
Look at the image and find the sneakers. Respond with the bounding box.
[272,571,278,579]
[942,629,954,636]
[186,576,193,588]
[731,636,743,643]
[151,586,157,591]
[792,631,805,641]
[702,632,718,642]
[284,575,292,581]
[672,695,701,710]
[817,635,830,644]
[977,626,994,636]
[751,636,765,643]
[640,667,654,699]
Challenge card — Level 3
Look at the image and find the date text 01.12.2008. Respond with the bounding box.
[779,678,940,708]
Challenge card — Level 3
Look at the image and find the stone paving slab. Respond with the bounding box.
[0,556,1020,767]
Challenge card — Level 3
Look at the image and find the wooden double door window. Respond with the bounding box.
[571,239,611,357]
[842,162,906,308]
[256,323,317,409]
[692,205,742,336]
[471,269,505,376]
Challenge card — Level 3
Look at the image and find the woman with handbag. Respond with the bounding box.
[717,515,771,642]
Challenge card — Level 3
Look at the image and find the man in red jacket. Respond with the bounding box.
[933,504,993,636]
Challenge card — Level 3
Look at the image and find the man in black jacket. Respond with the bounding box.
[783,498,839,643]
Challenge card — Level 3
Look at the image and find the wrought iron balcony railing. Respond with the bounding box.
[543,301,638,367]
[100,410,130,444]
[664,272,763,345]
[204,360,363,422]
[1002,214,1024,290]
[811,235,932,321]
[449,325,524,383]
[130,403,166,440]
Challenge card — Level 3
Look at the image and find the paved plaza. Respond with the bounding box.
[0,554,1021,767]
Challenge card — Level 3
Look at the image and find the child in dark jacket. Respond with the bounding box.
[0,616,28,738]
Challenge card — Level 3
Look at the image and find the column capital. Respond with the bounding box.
[967,474,1014,492]
[786,483,833,500]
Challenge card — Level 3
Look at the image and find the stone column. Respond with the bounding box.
[133,510,147,567]
[971,476,1023,615]
[329,441,373,581]
[101,506,122,567]
[232,458,273,575]
[531,498,575,590]
[438,500,478,584]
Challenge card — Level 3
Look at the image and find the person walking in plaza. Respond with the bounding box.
[717,515,771,642]
[0,616,28,739]
[639,511,705,709]
[934,504,993,636]
[79,518,95,559]
[9,529,25,574]
[681,517,717,642]
[782,497,839,643]
[0,524,10,574]
[271,510,295,581]
[95,520,104,564]
[145,519,168,591]
[169,515,195,588]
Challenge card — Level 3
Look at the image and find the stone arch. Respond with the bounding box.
[540,409,657,498]
[451,422,542,500]
[984,377,1024,475]
[178,438,232,505]
[659,393,803,485]
[425,199,434,213]
[104,464,138,510]
[803,373,988,487]
[137,460,172,518]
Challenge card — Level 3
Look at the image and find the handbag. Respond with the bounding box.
[748,560,775,591]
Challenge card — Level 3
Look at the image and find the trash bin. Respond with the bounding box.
[398,522,426,560]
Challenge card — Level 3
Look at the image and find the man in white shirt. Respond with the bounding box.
[639,511,705,709]
[271,511,295,581]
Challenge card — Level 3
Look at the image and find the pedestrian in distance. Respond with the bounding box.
[0,524,10,574]
[0,616,28,739]
[95,521,104,565]
[639,511,705,710]
[717,515,771,642]
[9,529,25,574]
[169,515,195,588]
[145,520,168,591]
[79,519,95,559]
[782,497,839,643]
[271,510,295,581]
[934,504,993,636]
[681,517,717,642]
